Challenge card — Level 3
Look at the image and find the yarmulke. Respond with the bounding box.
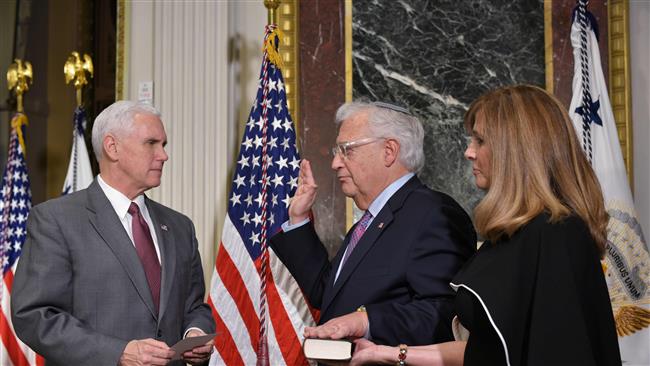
[371,101,412,115]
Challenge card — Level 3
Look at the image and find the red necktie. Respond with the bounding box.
[128,202,161,313]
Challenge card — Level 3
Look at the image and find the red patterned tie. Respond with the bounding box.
[339,210,373,269]
[128,202,161,313]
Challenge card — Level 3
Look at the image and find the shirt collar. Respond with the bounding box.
[367,172,415,217]
[97,174,146,219]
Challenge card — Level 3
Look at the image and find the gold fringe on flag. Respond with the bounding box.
[263,27,285,70]
[11,113,28,157]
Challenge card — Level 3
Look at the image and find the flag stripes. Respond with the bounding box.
[208,24,317,365]
[0,114,43,366]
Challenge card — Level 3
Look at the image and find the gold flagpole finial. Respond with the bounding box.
[7,59,33,113]
[64,51,94,107]
[264,0,281,25]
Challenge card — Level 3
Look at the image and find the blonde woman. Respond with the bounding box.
[349,85,620,366]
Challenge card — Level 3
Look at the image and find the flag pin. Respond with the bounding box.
[161,224,168,231]
[378,222,384,229]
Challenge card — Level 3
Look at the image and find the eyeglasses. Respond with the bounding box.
[331,137,382,158]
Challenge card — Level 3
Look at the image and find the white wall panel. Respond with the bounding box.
[631,2,650,239]
[125,1,232,286]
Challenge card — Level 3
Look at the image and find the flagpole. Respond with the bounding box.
[265,0,280,25]
[255,2,281,365]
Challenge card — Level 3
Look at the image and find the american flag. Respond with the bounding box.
[0,113,42,366]
[569,1,650,363]
[208,25,317,365]
[62,106,93,195]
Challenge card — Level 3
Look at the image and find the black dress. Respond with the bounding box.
[452,213,621,366]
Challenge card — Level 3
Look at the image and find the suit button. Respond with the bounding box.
[157,330,162,338]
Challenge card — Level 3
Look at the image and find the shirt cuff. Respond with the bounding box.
[184,327,206,338]
[281,218,310,232]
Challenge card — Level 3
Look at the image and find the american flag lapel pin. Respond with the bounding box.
[160,224,168,231]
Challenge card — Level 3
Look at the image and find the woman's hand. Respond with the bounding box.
[349,339,393,366]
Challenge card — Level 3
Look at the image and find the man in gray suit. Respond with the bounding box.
[12,101,215,365]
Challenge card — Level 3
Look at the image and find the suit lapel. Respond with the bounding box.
[320,176,423,314]
[321,210,394,313]
[321,230,353,309]
[146,197,176,320]
[85,181,159,318]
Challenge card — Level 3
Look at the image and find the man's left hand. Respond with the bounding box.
[304,311,369,340]
[182,330,214,365]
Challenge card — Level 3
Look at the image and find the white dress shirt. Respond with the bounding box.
[97,175,161,263]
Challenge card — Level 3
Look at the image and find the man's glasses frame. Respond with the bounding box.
[331,137,383,158]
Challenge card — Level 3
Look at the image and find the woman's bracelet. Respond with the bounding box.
[396,344,407,365]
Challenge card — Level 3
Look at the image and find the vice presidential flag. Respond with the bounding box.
[569,2,650,364]
[0,113,42,366]
[62,106,93,194]
[208,24,317,365]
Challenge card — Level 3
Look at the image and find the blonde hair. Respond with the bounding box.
[464,85,608,254]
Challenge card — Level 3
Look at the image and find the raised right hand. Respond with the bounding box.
[288,159,318,223]
[119,338,174,366]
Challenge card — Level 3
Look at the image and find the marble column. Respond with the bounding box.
[298,0,347,255]
[352,0,545,214]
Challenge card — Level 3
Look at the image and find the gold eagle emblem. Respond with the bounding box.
[63,52,93,106]
[6,59,33,94]
[64,52,93,88]
[614,305,650,337]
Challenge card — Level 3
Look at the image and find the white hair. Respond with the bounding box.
[335,101,425,173]
[91,101,160,160]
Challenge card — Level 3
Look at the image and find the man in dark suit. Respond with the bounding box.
[12,101,215,365]
[270,101,476,346]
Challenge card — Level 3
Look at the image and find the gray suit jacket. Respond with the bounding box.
[11,180,215,366]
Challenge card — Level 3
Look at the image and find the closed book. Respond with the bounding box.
[302,338,353,361]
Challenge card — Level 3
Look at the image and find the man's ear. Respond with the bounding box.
[103,134,119,161]
[384,139,400,167]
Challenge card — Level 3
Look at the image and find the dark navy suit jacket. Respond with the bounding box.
[270,176,476,346]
